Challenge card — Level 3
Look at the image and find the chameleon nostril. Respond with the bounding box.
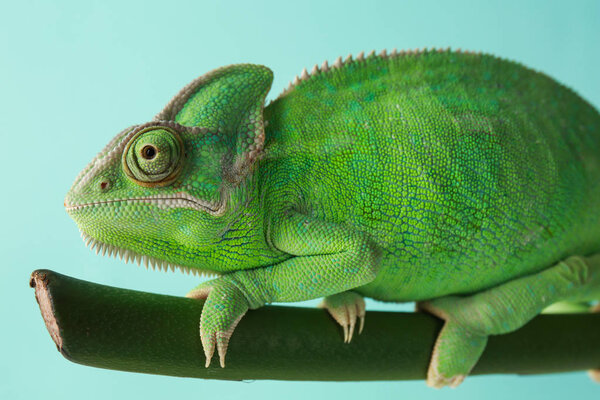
[100,180,110,190]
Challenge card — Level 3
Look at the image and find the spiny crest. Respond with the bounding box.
[274,47,485,100]
[79,230,218,278]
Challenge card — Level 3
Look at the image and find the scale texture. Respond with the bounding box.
[64,49,600,387]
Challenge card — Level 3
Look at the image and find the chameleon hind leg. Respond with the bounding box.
[418,254,600,388]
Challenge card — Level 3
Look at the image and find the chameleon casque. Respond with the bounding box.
[64,49,600,387]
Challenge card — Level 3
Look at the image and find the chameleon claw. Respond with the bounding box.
[201,320,242,368]
[218,340,228,368]
[357,299,366,334]
[427,371,466,389]
[346,304,357,343]
[358,316,365,334]
[188,278,249,369]
[202,335,215,368]
[215,313,245,368]
[321,291,366,343]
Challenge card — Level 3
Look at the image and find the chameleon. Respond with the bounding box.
[64,48,600,387]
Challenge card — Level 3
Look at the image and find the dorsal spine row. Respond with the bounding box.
[275,47,482,100]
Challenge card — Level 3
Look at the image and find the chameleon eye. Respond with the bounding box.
[141,145,157,160]
[123,126,184,187]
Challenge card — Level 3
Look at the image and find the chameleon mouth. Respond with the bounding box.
[78,229,218,278]
[65,193,224,215]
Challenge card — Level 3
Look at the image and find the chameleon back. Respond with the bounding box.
[261,50,600,301]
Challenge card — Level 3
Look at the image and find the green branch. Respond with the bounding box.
[30,269,600,381]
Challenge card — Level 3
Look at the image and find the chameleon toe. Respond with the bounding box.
[201,330,216,368]
[426,371,466,389]
[321,291,366,343]
[188,278,250,368]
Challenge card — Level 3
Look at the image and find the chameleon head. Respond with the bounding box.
[64,64,274,275]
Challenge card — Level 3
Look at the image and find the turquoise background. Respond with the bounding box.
[1,0,599,398]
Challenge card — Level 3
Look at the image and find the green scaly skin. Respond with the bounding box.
[65,49,600,387]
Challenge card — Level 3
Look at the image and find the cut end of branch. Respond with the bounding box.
[30,270,63,351]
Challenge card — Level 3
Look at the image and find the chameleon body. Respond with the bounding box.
[64,49,600,387]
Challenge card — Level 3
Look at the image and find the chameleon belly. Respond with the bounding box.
[262,50,600,301]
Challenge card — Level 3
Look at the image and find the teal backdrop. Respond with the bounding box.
[1,0,599,398]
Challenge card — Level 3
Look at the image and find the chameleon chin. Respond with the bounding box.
[64,48,600,388]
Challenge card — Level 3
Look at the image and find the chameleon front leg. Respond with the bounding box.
[418,254,600,388]
[187,211,380,367]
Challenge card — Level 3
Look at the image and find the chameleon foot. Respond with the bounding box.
[320,291,366,343]
[417,255,600,388]
[186,278,249,368]
[418,298,487,389]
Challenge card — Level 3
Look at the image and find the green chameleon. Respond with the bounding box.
[64,48,600,387]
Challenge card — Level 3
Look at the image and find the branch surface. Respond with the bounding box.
[30,269,600,381]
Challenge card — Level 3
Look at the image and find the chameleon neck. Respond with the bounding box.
[193,172,288,273]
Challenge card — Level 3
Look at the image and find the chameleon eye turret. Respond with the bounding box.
[122,126,184,187]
